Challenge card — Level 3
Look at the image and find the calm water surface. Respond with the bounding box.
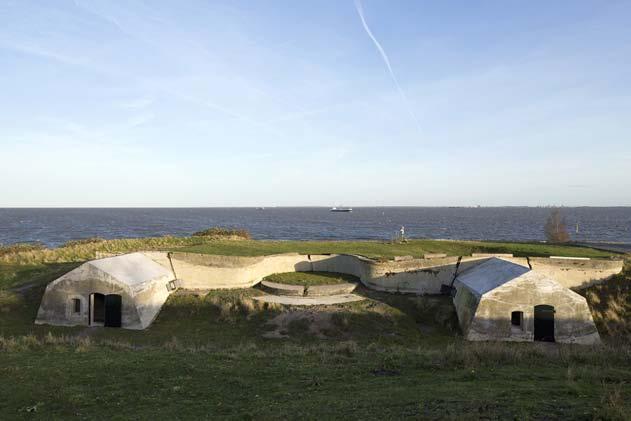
[0,207,630,247]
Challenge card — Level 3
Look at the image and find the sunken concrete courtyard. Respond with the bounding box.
[35,250,623,344]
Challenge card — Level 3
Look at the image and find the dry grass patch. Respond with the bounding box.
[581,258,631,337]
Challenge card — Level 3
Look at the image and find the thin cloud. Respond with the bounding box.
[127,112,155,128]
[354,0,422,133]
[0,42,86,67]
[119,97,154,110]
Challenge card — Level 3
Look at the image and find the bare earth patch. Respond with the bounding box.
[263,310,341,339]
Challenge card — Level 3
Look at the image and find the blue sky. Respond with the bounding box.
[1,0,630,207]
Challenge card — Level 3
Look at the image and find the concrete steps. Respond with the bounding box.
[259,280,357,297]
[260,280,305,296]
[253,294,365,306]
[306,282,356,296]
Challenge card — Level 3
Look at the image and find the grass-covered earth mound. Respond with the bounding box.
[0,235,630,419]
[262,271,359,286]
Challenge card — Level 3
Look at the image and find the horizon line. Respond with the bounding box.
[2,205,631,209]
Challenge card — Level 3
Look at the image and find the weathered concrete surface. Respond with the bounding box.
[143,252,622,297]
[361,256,464,294]
[36,253,174,330]
[306,283,357,296]
[454,258,600,344]
[424,253,447,259]
[457,259,529,295]
[253,294,365,306]
[260,280,305,296]
[528,257,623,289]
[166,252,477,295]
[168,252,312,290]
[36,250,623,336]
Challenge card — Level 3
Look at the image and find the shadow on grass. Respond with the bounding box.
[0,262,82,336]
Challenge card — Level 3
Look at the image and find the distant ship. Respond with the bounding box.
[330,207,352,213]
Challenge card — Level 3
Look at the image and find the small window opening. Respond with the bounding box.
[72,298,81,314]
[511,311,523,331]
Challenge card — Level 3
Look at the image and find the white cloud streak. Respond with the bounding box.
[354,0,422,133]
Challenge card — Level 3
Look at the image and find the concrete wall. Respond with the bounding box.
[151,252,622,295]
[452,281,480,336]
[462,273,600,345]
[168,252,312,289]
[361,256,462,294]
[36,251,623,333]
[528,257,623,289]
[164,252,494,295]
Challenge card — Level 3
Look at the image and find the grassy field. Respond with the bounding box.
[176,238,618,259]
[0,236,630,419]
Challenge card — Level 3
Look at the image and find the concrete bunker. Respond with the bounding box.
[453,258,600,344]
[36,252,175,330]
[36,251,621,337]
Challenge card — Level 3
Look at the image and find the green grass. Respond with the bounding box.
[263,271,359,286]
[1,338,630,419]
[0,237,629,418]
[177,239,617,259]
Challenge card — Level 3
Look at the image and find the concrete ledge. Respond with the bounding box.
[424,253,447,259]
[260,281,305,296]
[471,253,514,258]
[306,283,357,296]
[550,256,590,260]
[253,294,365,306]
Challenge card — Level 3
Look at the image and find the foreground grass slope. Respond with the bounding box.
[2,340,630,419]
[0,235,629,418]
[1,283,630,419]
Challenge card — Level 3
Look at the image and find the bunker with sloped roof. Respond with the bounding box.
[452,258,600,344]
[36,252,176,329]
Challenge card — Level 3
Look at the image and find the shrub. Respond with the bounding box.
[192,227,251,239]
[544,209,570,243]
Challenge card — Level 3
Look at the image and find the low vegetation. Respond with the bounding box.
[0,235,629,418]
[263,271,359,286]
[581,258,631,336]
[192,227,251,239]
[177,238,616,259]
[0,242,45,257]
[60,237,105,248]
[0,232,237,266]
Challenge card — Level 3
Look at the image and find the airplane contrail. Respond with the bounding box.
[354,0,421,132]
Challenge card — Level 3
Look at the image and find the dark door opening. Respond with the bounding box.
[534,305,555,342]
[104,294,122,328]
[90,293,105,325]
